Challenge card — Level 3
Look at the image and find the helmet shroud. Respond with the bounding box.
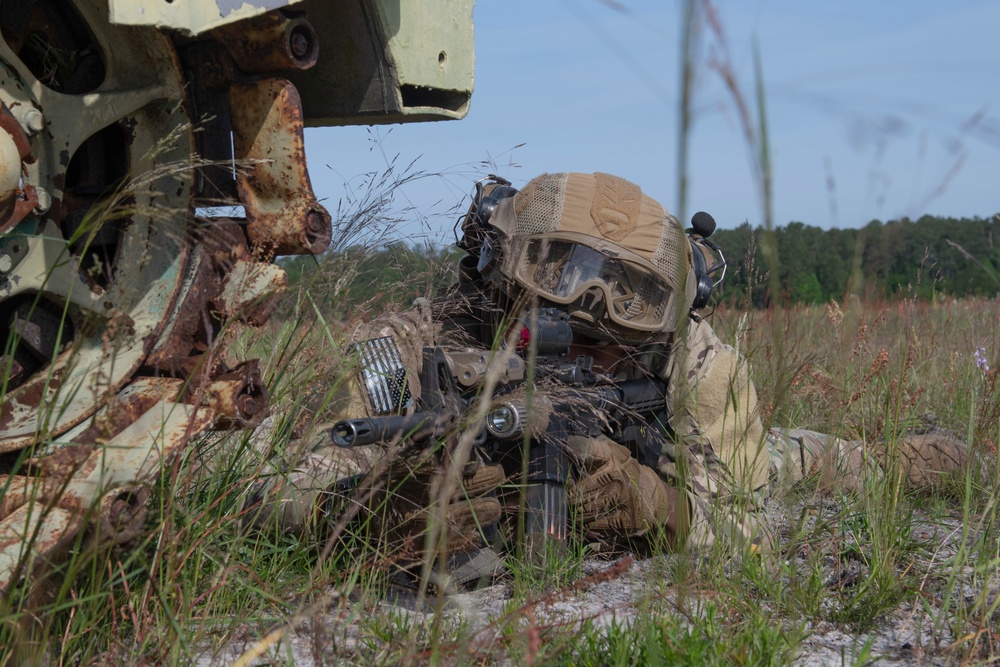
[487,172,695,342]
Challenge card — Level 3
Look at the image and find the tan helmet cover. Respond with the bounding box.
[490,172,696,332]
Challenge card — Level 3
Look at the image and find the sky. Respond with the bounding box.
[303,0,1000,247]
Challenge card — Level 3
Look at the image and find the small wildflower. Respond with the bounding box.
[974,346,990,373]
[826,299,844,329]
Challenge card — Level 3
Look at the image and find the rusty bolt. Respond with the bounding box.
[305,210,324,235]
[237,394,259,419]
[289,27,311,60]
[34,188,51,214]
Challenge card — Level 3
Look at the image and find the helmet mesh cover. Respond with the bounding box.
[510,172,568,235]
[501,172,689,291]
[650,216,689,294]
[491,172,694,333]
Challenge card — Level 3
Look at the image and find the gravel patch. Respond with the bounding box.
[193,499,997,666]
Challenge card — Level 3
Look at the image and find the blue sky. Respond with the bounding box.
[303,0,1000,246]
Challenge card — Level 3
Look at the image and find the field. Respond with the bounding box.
[2,0,996,662]
[2,251,998,666]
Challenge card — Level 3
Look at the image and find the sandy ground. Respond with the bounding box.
[195,499,996,666]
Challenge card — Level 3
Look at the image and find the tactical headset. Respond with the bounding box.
[687,211,727,309]
[456,175,518,257]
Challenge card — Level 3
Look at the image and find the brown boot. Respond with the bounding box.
[890,432,974,491]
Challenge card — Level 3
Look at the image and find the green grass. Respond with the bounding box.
[3,1,1000,664]
[3,252,999,666]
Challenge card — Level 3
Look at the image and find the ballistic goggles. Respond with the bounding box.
[511,233,674,332]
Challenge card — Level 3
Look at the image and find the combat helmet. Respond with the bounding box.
[462,172,724,343]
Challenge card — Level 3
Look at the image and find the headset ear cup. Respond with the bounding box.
[477,185,519,228]
[689,239,713,309]
[458,181,517,255]
[693,273,714,309]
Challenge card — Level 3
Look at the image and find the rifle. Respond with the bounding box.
[330,310,669,545]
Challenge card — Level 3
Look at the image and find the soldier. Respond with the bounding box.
[246,172,975,582]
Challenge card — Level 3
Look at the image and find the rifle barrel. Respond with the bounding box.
[331,413,430,448]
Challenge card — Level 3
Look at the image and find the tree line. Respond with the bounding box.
[711,214,1000,305]
[281,214,1000,312]
[279,243,464,314]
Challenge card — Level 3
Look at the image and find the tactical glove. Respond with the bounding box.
[349,453,504,559]
[565,435,682,542]
[242,444,379,536]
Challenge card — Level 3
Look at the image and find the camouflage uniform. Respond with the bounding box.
[663,316,863,551]
[246,299,506,567]
[251,172,975,560]
[257,292,973,557]
[661,314,976,551]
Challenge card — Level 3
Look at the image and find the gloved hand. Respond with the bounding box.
[243,428,504,559]
[349,452,504,559]
[565,435,682,542]
[242,443,379,536]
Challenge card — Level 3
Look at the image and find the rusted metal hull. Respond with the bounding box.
[0,0,476,596]
[0,399,215,591]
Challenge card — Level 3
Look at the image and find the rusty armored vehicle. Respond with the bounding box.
[0,0,474,590]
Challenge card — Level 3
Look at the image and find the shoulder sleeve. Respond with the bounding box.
[337,301,440,420]
[666,318,768,492]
